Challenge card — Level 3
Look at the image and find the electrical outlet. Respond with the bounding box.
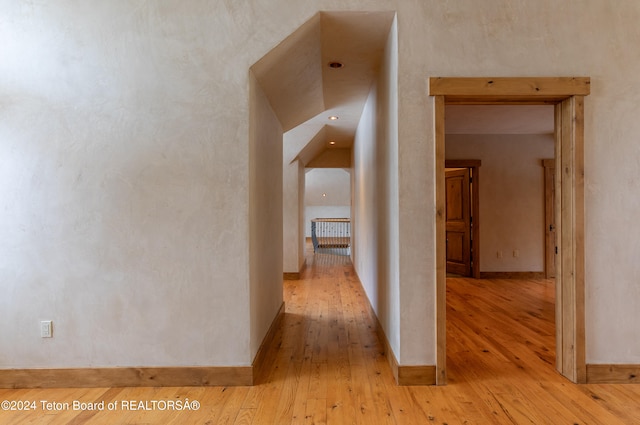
[41,320,53,338]
[497,251,503,259]
[513,249,519,258]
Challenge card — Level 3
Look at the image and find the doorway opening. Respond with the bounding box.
[249,11,398,379]
[444,106,556,389]
[305,167,352,257]
[431,77,590,385]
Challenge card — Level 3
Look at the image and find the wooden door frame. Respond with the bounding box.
[445,160,481,279]
[431,77,590,385]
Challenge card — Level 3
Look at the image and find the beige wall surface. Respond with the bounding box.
[1,1,262,367]
[282,159,304,273]
[446,134,554,273]
[305,168,351,207]
[249,72,284,359]
[283,140,306,274]
[352,16,401,361]
[2,0,639,370]
[304,168,351,238]
[395,0,640,365]
[353,82,382,334]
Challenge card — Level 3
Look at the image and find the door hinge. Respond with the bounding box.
[555,246,558,254]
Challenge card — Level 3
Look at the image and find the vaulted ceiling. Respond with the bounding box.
[251,12,554,169]
[250,11,396,166]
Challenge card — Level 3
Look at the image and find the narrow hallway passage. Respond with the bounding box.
[253,242,397,423]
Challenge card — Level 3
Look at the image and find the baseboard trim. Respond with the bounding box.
[479,271,545,279]
[354,270,435,386]
[252,302,286,383]
[398,365,437,386]
[372,314,436,386]
[0,366,253,389]
[586,364,640,384]
[372,317,400,383]
[0,303,287,389]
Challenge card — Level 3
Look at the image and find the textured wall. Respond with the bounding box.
[353,82,381,329]
[2,0,640,370]
[352,16,401,361]
[393,0,640,364]
[446,134,555,273]
[305,168,351,206]
[1,1,257,367]
[304,168,351,236]
[248,72,284,359]
[283,160,305,273]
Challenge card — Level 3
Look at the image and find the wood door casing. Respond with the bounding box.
[432,77,589,385]
[445,169,471,276]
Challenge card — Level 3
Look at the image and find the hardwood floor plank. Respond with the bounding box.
[232,407,256,425]
[304,398,327,425]
[1,245,639,424]
[288,360,312,424]
[272,361,300,425]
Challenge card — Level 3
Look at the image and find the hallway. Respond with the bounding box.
[1,248,639,424]
[264,248,640,424]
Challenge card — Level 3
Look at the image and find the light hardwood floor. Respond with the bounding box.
[1,249,639,424]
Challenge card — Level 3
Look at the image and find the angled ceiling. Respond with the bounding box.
[251,12,554,169]
[250,14,325,133]
[251,11,396,166]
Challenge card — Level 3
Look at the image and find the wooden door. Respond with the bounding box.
[445,169,471,276]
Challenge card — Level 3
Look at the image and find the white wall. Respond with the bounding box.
[2,0,640,371]
[249,72,284,358]
[353,87,378,308]
[305,168,351,206]
[393,0,640,365]
[304,168,351,237]
[0,1,255,367]
[352,16,401,361]
[283,155,305,273]
[446,134,554,272]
